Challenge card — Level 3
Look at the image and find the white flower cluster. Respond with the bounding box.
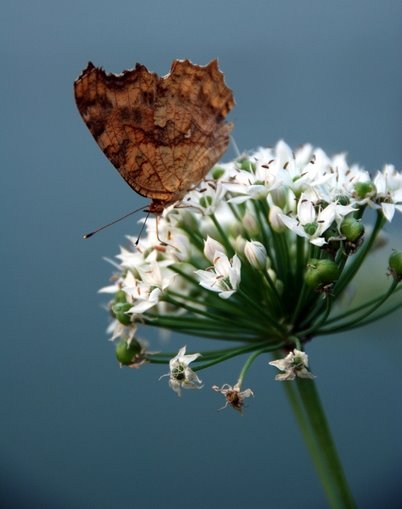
[100,140,401,340]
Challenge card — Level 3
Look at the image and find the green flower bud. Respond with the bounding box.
[304,259,340,289]
[111,302,132,325]
[340,215,365,241]
[354,181,376,199]
[239,159,256,172]
[199,195,213,209]
[115,339,142,365]
[211,166,225,180]
[389,250,402,279]
[115,290,127,303]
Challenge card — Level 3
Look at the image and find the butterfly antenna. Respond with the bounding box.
[135,209,151,245]
[83,205,148,239]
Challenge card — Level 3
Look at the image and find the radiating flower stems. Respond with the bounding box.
[237,347,269,386]
[318,279,399,334]
[293,378,356,508]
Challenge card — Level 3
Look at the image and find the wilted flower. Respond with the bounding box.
[212,383,254,413]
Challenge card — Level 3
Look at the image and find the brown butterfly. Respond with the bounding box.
[74,59,234,218]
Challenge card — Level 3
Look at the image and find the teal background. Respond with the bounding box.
[2,1,401,507]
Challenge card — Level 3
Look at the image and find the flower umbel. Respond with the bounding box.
[99,140,401,405]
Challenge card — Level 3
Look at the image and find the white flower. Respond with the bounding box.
[162,346,203,396]
[279,191,336,246]
[195,251,241,299]
[212,383,254,413]
[185,180,227,215]
[373,165,402,221]
[269,349,316,381]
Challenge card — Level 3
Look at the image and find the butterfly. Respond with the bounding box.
[74,59,234,215]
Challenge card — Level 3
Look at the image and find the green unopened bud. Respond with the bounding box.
[111,302,132,326]
[275,278,284,295]
[115,338,142,365]
[211,166,225,180]
[115,290,127,303]
[239,159,256,172]
[389,250,402,280]
[267,268,277,283]
[244,241,267,270]
[340,215,365,241]
[354,181,376,199]
[304,259,340,289]
[199,195,213,209]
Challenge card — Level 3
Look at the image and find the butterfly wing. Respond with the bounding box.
[74,59,234,205]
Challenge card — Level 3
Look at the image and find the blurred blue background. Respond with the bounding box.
[2,0,401,507]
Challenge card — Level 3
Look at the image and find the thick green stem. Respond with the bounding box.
[284,377,356,508]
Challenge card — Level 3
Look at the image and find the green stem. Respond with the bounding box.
[284,376,356,508]
[318,280,398,334]
[298,295,333,336]
[324,284,402,325]
[192,343,277,372]
[237,347,269,386]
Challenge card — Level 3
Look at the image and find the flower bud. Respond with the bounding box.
[267,268,277,283]
[239,159,256,172]
[275,279,284,295]
[270,187,289,210]
[204,236,226,263]
[354,181,376,199]
[389,250,402,280]
[211,166,225,180]
[115,289,127,303]
[242,212,258,235]
[233,235,247,255]
[244,241,267,270]
[115,338,142,365]
[199,195,213,209]
[269,205,287,233]
[340,215,365,241]
[111,302,132,326]
[304,259,340,289]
